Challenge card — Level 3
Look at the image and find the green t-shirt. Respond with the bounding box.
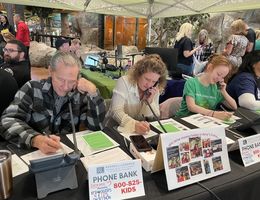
[176,77,224,117]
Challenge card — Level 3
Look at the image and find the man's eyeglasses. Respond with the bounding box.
[3,48,21,53]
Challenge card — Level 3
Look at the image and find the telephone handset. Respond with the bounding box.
[144,81,159,96]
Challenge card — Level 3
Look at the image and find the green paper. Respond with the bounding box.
[82,131,114,150]
[156,123,180,133]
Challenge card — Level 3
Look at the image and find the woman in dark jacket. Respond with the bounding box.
[0,15,15,43]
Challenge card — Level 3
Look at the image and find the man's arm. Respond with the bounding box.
[0,82,39,148]
[77,78,106,130]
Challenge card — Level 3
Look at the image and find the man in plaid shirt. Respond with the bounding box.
[0,51,106,154]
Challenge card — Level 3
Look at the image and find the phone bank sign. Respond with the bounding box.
[88,160,145,200]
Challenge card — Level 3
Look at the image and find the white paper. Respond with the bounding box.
[81,147,132,171]
[238,134,260,167]
[160,126,231,191]
[88,159,145,200]
[20,143,73,165]
[182,114,240,129]
[182,114,229,128]
[67,130,119,156]
[12,154,29,177]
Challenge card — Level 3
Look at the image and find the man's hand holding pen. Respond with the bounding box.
[31,133,62,154]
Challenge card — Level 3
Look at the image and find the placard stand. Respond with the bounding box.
[30,97,80,199]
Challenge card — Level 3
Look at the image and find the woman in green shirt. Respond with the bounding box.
[176,54,237,120]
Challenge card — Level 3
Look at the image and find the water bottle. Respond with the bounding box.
[0,150,12,200]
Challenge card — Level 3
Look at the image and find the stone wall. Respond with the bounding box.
[201,10,260,52]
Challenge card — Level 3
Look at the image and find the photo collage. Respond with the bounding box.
[166,136,224,183]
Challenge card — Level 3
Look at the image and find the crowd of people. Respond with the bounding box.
[0,13,260,157]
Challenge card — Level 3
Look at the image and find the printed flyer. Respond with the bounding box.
[238,134,260,167]
[88,159,145,200]
[160,126,231,190]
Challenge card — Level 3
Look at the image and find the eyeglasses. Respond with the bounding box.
[3,48,21,53]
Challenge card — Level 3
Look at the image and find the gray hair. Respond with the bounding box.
[50,51,82,71]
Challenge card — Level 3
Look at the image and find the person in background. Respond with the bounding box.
[70,38,84,65]
[176,54,237,120]
[0,15,15,44]
[223,19,248,70]
[245,22,256,53]
[0,39,30,88]
[227,51,260,110]
[174,22,201,76]
[194,29,214,62]
[13,14,30,51]
[55,37,70,53]
[0,69,18,115]
[105,54,167,134]
[0,51,106,154]
[254,30,260,51]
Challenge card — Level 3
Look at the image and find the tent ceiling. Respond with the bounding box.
[0,0,260,18]
[84,0,260,18]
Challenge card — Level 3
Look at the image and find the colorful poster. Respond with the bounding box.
[160,126,230,190]
[238,134,260,167]
[88,159,145,200]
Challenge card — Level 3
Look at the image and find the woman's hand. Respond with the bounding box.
[135,121,150,134]
[213,111,233,121]
[218,81,227,92]
[143,87,158,104]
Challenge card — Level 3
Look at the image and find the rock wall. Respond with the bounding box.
[30,41,56,67]
[202,10,260,52]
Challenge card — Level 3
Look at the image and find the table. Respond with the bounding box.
[3,114,260,200]
[81,69,118,99]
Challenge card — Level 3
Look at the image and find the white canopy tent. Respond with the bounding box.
[1,0,260,17]
[1,0,260,42]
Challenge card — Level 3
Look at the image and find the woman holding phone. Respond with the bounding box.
[105,54,167,134]
[176,54,237,120]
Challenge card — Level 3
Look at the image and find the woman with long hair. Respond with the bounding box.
[176,54,237,120]
[174,22,201,76]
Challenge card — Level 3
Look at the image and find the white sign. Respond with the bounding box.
[238,134,260,167]
[88,159,145,200]
[160,126,231,190]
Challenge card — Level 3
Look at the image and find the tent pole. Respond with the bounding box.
[147,17,152,46]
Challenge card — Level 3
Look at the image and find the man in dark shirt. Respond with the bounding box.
[0,39,30,88]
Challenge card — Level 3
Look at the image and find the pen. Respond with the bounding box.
[220,105,228,112]
[43,132,67,155]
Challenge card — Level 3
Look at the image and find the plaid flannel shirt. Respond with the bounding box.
[0,77,106,148]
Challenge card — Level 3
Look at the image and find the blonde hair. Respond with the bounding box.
[127,54,168,91]
[231,19,247,35]
[176,23,193,42]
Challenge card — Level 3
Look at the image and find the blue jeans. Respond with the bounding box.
[177,63,194,76]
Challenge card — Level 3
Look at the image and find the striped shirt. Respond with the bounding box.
[0,77,106,149]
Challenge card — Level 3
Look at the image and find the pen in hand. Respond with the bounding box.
[43,132,67,155]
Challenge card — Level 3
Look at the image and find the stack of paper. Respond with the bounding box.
[80,147,132,171]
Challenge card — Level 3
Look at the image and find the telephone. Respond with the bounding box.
[130,135,152,152]
[235,117,260,135]
[144,81,159,96]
